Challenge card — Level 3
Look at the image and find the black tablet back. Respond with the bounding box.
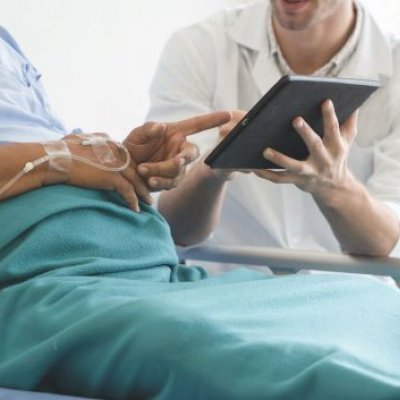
[205,75,379,169]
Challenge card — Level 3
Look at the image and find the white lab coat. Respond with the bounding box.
[147,1,400,257]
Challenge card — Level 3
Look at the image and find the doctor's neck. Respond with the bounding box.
[271,0,356,75]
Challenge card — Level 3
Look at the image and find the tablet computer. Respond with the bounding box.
[204,75,379,169]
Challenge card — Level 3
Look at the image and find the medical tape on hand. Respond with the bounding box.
[76,133,117,165]
[42,140,72,173]
[68,133,131,172]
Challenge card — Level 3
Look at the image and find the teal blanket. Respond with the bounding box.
[1,186,400,400]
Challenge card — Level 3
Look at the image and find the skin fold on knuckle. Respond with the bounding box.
[260,171,278,183]
[186,146,200,162]
[295,163,307,175]
[309,136,324,154]
[157,177,177,190]
[327,119,340,133]
[145,164,162,178]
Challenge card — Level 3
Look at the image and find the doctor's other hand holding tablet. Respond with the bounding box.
[207,97,397,257]
[256,99,359,203]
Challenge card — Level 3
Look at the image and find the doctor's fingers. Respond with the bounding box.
[292,117,330,165]
[263,148,312,175]
[322,101,358,154]
[121,167,153,206]
[340,110,359,144]
[170,111,232,137]
[255,169,300,185]
[321,100,342,148]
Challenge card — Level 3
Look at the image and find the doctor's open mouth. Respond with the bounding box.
[280,0,310,13]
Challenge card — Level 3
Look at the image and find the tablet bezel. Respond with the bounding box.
[204,75,380,169]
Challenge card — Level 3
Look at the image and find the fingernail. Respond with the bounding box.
[293,118,303,129]
[325,100,333,110]
[160,123,167,134]
[264,148,274,158]
[149,178,158,187]
[139,166,148,175]
[179,158,185,166]
[147,197,154,205]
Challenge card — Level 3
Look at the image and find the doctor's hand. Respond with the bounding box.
[255,100,359,203]
[124,111,232,191]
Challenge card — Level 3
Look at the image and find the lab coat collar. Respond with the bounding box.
[228,1,280,94]
[227,0,269,53]
[339,5,394,81]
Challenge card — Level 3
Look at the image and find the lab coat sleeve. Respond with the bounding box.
[365,47,400,256]
[146,26,220,153]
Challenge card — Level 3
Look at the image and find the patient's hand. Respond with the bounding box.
[218,110,246,139]
[125,111,231,191]
[204,109,247,181]
[60,133,152,212]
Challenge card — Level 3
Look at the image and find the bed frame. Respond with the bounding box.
[178,245,400,279]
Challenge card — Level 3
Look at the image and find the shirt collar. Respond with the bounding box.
[267,0,364,77]
[227,0,394,80]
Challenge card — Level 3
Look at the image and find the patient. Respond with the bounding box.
[1,25,400,400]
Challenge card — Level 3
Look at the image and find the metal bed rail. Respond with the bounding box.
[178,245,400,279]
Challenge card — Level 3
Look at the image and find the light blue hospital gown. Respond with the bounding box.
[1,26,400,400]
[0,26,66,144]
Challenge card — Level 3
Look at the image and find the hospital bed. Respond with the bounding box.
[1,245,400,399]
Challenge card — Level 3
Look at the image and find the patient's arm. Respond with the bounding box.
[0,111,231,211]
[0,142,52,199]
[68,111,231,210]
[0,139,150,211]
[0,135,155,211]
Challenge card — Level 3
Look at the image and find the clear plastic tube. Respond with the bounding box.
[0,155,50,198]
[0,136,131,198]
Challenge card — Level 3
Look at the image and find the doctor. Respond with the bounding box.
[145,0,400,258]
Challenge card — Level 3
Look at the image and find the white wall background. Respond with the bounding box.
[0,0,399,139]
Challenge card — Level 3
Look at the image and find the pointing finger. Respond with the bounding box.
[170,111,232,137]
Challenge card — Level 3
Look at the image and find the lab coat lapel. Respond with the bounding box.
[338,7,393,149]
[228,0,282,96]
[339,6,393,81]
[252,51,282,95]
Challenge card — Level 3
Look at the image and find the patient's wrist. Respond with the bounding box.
[39,141,71,186]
